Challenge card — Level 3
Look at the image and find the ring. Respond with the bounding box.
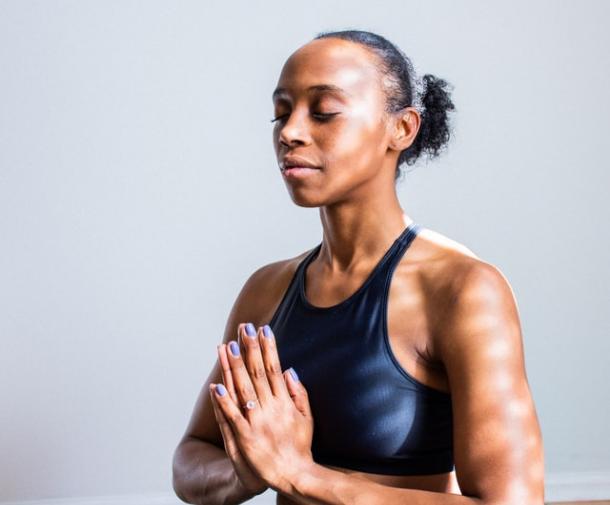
[242,399,259,410]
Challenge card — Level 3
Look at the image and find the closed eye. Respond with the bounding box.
[270,112,340,123]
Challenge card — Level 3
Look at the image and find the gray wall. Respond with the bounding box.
[1,0,608,503]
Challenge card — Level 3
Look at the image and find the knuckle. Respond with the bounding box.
[232,359,246,371]
[238,383,255,398]
[266,361,283,376]
[251,363,267,380]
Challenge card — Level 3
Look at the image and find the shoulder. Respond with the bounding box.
[222,246,316,339]
[437,256,521,363]
[411,225,510,299]
[406,226,517,359]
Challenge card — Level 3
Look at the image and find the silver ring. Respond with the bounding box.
[242,399,258,410]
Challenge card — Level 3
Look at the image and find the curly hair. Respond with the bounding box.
[313,29,456,181]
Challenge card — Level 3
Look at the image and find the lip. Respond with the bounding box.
[282,166,320,179]
[280,155,321,171]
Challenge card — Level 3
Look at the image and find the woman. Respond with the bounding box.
[172,30,545,504]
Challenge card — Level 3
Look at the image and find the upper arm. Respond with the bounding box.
[438,262,544,504]
[175,259,295,448]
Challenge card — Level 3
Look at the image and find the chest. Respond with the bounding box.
[268,284,454,474]
[299,260,450,395]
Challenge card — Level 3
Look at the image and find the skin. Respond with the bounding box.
[172,37,545,505]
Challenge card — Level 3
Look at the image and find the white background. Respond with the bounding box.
[1,0,608,503]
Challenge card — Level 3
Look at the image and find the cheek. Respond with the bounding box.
[321,113,386,172]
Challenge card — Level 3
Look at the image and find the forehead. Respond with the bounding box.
[272,38,381,101]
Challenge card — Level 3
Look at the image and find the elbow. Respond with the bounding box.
[467,486,544,505]
[172,442,195,504]
[477,491,544,505]
[172,473,187,504]
[471,497,542,505]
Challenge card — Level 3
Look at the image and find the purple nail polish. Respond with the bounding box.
[229,341,240,357]
[288,367,299,382]
[245,322,256,338]
[263,324,273,339]
[215,383,227,396]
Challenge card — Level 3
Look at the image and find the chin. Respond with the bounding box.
[290,196,325,208]
[287,189,328,208]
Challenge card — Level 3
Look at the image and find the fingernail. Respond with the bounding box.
[215,383,227,396]
[229,341,240,357]
[263,324,273,339]
[245,322,256,338]
[288,367,299,382]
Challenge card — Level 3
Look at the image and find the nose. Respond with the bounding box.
[277,111,311,147]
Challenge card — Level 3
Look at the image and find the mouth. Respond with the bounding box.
[281,166,321,179]
[280,155,321,171]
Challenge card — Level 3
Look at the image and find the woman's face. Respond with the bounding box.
[271,38,400,207]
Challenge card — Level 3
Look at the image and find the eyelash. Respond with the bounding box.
[269,112,339,123]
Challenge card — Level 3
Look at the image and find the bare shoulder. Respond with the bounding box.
[408,226,517,358]
[411,226,480,265]
[226,247,314,332]
[407,225,490,295]
[418,225,516,311]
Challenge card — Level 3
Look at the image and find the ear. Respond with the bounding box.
[388,107,420,152]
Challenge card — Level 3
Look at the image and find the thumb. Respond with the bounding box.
[284,367,312,419]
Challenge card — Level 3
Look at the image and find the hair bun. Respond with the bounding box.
[399,73,456,172]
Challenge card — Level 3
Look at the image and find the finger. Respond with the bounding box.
[209,383,235,445]
[284,367,313,419]
[225,336,261,417]
[209,383,247,461]
[210,382,251,435]
[259,324,291,400]
[238,322,273,403]
[218,344,238,404]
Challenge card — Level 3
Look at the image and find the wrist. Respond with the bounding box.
[230,471,265,502]
[272,458,318,496]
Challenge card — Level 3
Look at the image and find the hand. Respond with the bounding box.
[210,322,315,494]
[209,329,267,496]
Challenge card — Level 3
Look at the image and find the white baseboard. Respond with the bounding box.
[2,471,609,505]
[0,494,185,505]
[0,490,275,505]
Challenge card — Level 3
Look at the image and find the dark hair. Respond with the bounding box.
[313,29,456,181]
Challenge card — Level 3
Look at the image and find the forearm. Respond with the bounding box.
[286,463,483,505]
[172,436,261,505]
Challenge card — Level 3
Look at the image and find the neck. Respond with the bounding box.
[317,188,413,272]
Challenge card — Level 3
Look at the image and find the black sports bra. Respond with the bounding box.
[269,222,454,475]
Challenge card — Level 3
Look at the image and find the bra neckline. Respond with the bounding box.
[299,222,418,312]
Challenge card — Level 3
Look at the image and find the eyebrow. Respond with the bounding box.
[272,84,350,101]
